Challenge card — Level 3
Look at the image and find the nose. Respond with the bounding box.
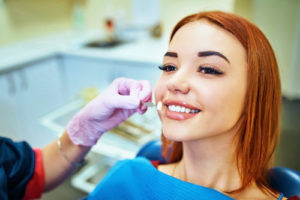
[166,69,190,94]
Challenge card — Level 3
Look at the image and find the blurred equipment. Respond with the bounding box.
[136,140,166,163]
[111,120,152,143]
[268,167,300,198]
[84,16,123,48]
[80,87,98,104]
[84,0,161,48]
[150,23,163,39]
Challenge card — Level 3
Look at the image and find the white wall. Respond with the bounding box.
[287,2,300,99]
[250,0,299,97]
[0,0,73,45]
[160,0,235,35]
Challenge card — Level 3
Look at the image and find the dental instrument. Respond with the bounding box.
[142,101,162,110]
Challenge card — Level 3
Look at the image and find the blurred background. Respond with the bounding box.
[0,0,299,199]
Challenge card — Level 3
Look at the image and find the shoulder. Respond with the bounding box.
[106,157,153,176]
[231,185,287,200]
[90,158,154,191]
[116,157,152,167]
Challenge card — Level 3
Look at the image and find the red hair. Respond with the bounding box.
[161,11,281,195]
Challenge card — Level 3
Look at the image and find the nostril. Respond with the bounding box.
[167,82,190,94]
[173,85,190,94]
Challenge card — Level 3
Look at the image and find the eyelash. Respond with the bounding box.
[158,65,177,72]
[158,65,224,75]
[198,66,224,75]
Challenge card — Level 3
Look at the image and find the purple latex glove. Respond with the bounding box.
[67,78,152,146]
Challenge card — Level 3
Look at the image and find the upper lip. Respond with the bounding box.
[163,99,201,110]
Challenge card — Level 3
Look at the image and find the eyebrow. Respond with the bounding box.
[198,51,230,63]
[164,52,178,57]
[164,51,230,63]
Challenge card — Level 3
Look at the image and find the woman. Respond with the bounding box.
[156,10,280,199]
[86,11,299,199]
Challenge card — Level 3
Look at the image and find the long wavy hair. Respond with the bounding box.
[161,11,281,195]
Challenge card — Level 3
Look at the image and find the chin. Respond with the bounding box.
[162,124,226,142]
[162,126,196,142]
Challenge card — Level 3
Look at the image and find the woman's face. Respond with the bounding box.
[155,20,247,142]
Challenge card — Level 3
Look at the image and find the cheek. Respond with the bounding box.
[154,76,165,102]
[199,79,246,126]
[223,74,247,118]
[222,88,246,126]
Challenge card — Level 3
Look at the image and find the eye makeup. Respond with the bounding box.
[158,65,177,72]
[198,66,224,75]
[158,64,223,75]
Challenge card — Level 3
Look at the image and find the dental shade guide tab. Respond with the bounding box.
[157,101,162,110]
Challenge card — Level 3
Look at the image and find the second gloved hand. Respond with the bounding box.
[67,78,152,146]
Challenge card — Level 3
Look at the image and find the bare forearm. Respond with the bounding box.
[42,131,91,192]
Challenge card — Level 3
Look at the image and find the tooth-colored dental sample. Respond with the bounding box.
[157,101,162,110]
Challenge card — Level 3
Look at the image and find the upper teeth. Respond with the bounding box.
[168,105,200,113]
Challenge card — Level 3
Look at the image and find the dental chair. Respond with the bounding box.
[136,140,300,198]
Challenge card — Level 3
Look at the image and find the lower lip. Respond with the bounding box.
[165,106,200,120]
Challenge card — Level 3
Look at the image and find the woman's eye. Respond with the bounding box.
[158,65,177,72]
[198,66,224,75]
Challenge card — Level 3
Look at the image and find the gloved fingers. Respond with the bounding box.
[110,94,140,110]
[126,108,139,118]
[137,106,147,114]
[113,77,141,96]
[111,77,143,110]
[138,80,152,102]
[137,80,152,114]
[110,78,152,111]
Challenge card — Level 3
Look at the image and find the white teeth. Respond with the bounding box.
[167,105,200,114]
[180,107,185,112]
[169,105,174,111]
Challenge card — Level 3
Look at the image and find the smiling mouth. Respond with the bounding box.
[167,104,201,114]
[163,101,201,121]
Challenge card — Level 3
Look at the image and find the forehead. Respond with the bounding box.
[169,20,246,62]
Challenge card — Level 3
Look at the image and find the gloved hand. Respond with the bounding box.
[67,78,152,146]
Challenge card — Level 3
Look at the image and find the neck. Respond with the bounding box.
[178,130,241,192]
